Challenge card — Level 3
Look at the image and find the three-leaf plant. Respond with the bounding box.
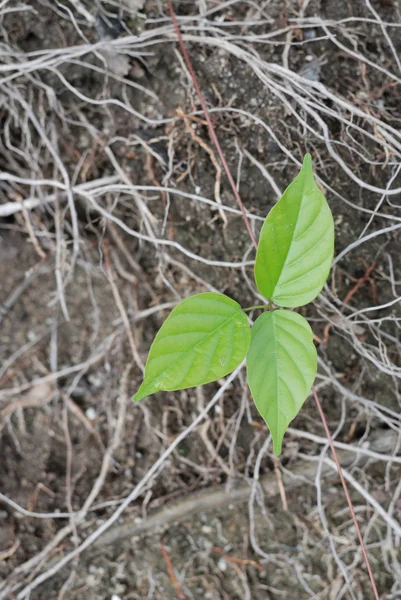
[133,154,335,454]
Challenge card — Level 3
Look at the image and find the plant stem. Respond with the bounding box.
[243,304,271,312]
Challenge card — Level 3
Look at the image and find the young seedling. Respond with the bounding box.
[133,155,335,454]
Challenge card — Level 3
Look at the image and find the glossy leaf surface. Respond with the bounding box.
[133,293,251,402]
[254,154,334,307]
[247,310,317,454]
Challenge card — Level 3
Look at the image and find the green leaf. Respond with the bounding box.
[254,154,334,308]
[247,309,317,455]
[133,293,251,402]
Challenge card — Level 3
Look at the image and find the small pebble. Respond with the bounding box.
[218,558,227,572]
[304,29,317,39]
[85,407,97,420]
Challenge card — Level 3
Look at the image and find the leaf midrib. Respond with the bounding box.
[272,314,280,442]
[275,175,307,291]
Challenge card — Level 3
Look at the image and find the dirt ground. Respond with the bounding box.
[1,0,401,598]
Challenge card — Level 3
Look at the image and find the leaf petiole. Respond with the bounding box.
[243,303,272,312]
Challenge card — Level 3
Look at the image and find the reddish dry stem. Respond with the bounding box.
[342,261,376,306]
[323,260,376,344]
[312,386,380,600]
[167,0,257,248]
[160,542,185,599]
[212,546,263,572]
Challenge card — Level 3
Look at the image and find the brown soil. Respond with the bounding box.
[1,1,401,598]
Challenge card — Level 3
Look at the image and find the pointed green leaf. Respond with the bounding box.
[133,293,251,402]
[254,154,334,308]
[247,310,317,455]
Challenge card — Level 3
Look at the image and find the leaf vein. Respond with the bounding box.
[275,339,308,386]
[145,309,246,391]
[283,223,332,269]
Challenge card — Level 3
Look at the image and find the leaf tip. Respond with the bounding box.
[273,436,283,456]
[302,153,312,171]
[270,431,284,456]
[132,382,147,403]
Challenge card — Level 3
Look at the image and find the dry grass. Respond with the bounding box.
[0,1,401,598]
